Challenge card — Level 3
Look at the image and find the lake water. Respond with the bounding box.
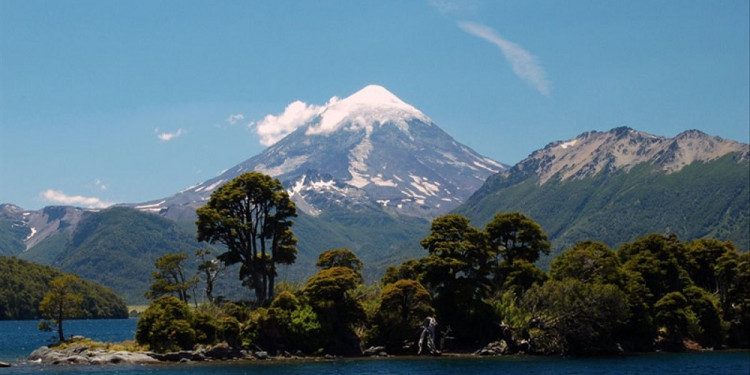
[1,319,748,375]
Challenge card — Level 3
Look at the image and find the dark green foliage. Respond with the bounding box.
[457,155,750,263]
[135,296,196,353]
[316,248,364,276]
[551,241,623,286]
[243,292,325,354]
[217,315,242,348]
[618,234,692,304]
[684,239,736,294]
[145,253,199,304]
[418,214,496,344]
[192,310,219,345]
[0,256,127,320]
[682,286,726,348]
[654,292,697,350]
[486,212,551,264]
[496,259,548,294]
[38,275,84,342]
[303,266,366,355]
[372,279,434,352]
[197,172,298,306]
[720,252,750,347]
[522,278,629,355]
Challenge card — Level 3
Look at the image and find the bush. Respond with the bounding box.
[135,296,196,352]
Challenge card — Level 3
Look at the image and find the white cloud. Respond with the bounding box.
[459,22,551,96]
[41,189,114,209]
[155,128,185,141]
[251,100,325,146]
[226,114,245,125]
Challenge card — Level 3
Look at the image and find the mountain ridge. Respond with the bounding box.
[458,127,749,261]
[509,126,748,186]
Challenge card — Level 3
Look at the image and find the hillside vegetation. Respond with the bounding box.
[458,154,749,264]
[19,207,202,304]
[0,256,128,320]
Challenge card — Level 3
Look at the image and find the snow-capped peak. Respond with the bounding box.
[306,85,431,136]
[339,85,417,110]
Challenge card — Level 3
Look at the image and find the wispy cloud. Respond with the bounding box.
[155,128,185,141]
[41,189,114,209]
[226,114,245,125]
[250,101,324,146]
[459,22,551,96]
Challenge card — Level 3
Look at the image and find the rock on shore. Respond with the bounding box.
[28,345,159,365]
[26,341,277,365]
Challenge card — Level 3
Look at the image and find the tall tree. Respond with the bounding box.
[38,275,84,342]
[196,248,226,304]
[485,212,551,264]
[316,248,364,279]
[550,241,624,286]
[374,279,434,352]
[145,253,198,305]
[196,172,298,306]
[419,214,495,343]
[303,266,366,355]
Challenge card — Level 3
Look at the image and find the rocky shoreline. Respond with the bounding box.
[24,341,406,366]
[26,341,293,366]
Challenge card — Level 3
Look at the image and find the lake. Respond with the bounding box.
[1,319,748,374]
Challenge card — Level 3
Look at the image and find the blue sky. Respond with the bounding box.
[1,0,748,210]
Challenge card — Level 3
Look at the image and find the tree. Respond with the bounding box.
[38,275,84,342]
[303,266,366,355]
[683,285,727,348]
[243,291,325,354]
[521,278,629,355]
[316,248,364,277]
[684,239,736,294]
[618,234,691,304]
[196,172,298,306]
[486,212,550,264]
[135,296,196,353]
[419,214,495,344]
[654,291,698,350]
[497,259,548,295]
[145,253,198,305]
[374,279,434,352]
[550,241,623,286]
[196,248,226,303]
[381,259,422,285]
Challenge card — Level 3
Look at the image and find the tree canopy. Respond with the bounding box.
[145,253,198,305]
[39,275,84,342]
[196,172,298,306]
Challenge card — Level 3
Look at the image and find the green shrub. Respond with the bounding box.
[135,296,195,352]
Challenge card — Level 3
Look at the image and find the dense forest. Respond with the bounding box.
[0,256,128,320]
[134,173,750,356]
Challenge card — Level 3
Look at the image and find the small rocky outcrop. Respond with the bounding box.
[475,340,509,356]
[28,345,159,365]
[362,346,388,357]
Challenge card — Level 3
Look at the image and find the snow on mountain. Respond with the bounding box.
[143,85,506,219]
[307,84,431,136]
[0,204,87,252]
[514,127,749,185]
